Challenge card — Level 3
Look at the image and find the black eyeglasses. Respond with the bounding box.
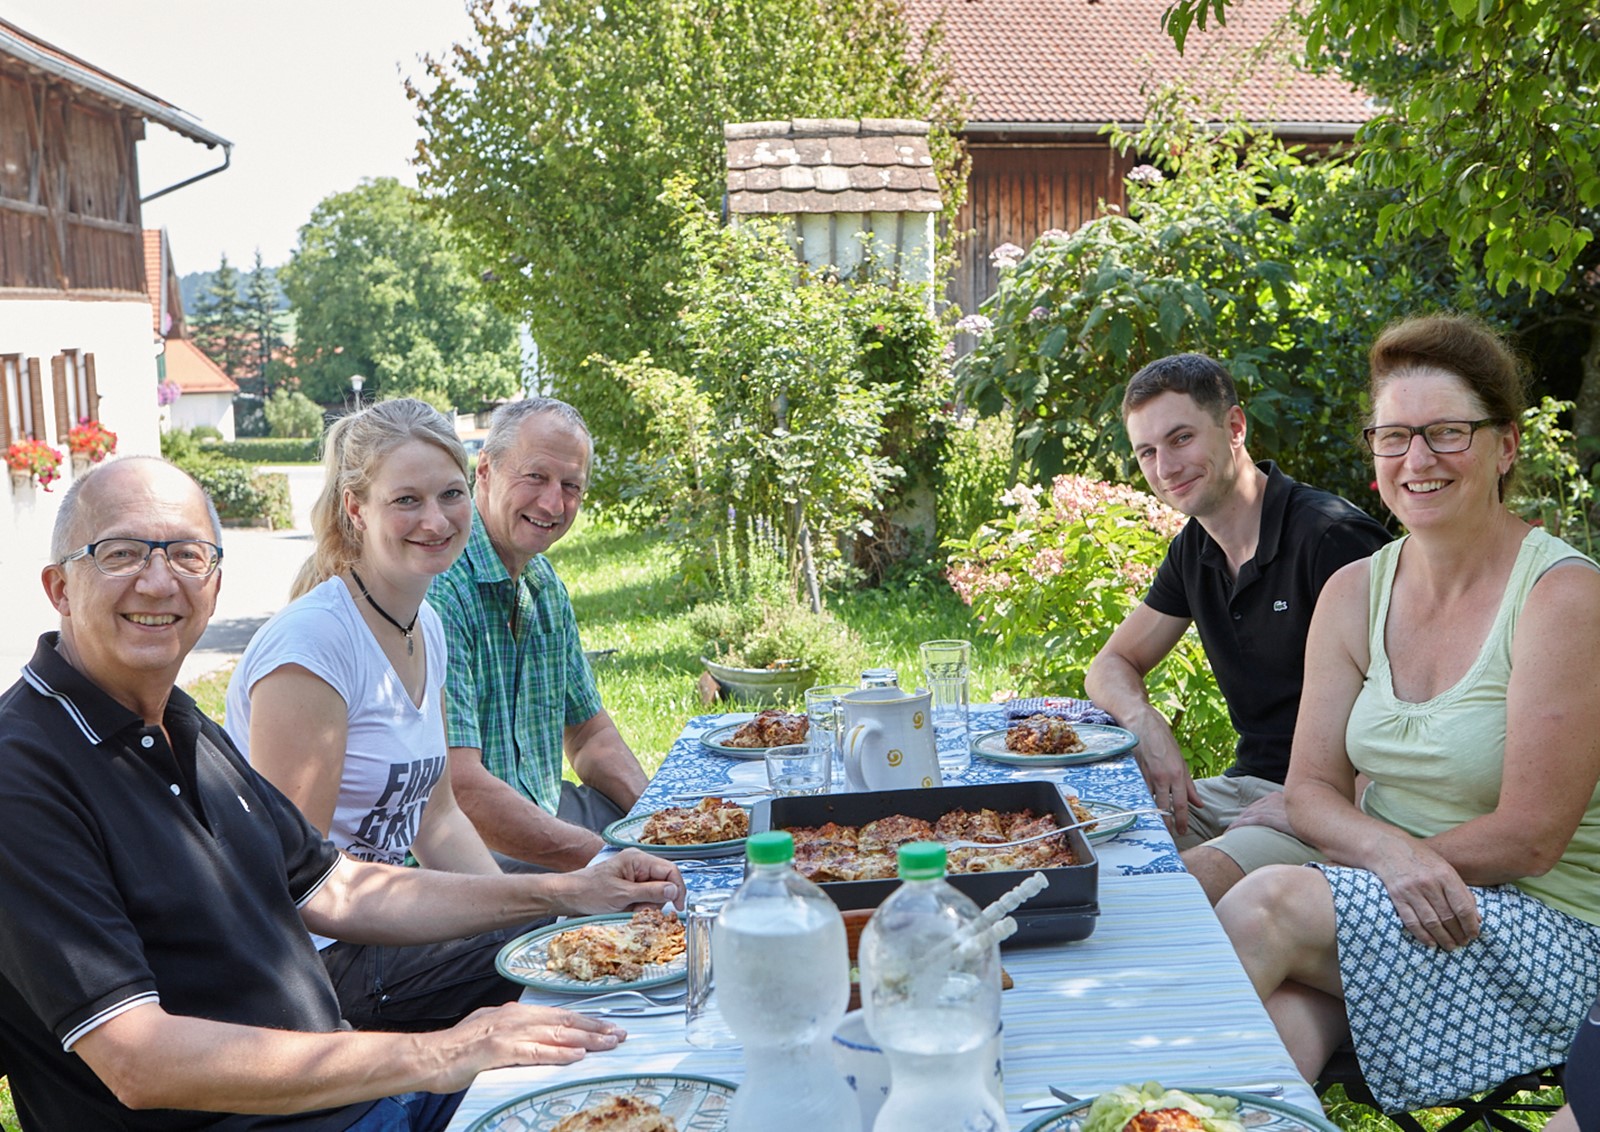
[1361,419,1506,458]
[59,538,223,579]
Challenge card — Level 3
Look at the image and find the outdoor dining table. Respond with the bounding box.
[443,705,1320,1130]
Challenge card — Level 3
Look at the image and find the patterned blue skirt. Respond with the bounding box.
[1316,864,1600,1112]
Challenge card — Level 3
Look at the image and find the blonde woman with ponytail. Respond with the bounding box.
[225,398,682,1031]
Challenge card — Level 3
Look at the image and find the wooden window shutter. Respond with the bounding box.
[84,353,100,421]
[0,354,15,446]
[27,357,46,440]
[53,354,70,441]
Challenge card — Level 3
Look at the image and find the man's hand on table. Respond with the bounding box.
[421,1004,630,1093]
[557,848,686,916]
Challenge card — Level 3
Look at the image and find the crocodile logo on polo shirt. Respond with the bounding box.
[1273,600,1288,612]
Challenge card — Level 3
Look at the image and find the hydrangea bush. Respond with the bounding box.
[946,474,1236,777]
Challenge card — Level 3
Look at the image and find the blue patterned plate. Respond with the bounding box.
[494,914,686,994]
[601,810,748,860]
[972,723,1138,767]
[466,1073,736,1131]
[1022,1088,1340,1132]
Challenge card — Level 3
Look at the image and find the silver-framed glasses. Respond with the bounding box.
[59,538,223,579]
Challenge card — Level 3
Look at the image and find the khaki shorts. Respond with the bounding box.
[1173,774,1323,875]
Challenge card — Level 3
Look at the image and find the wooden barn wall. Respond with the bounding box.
[0,67,145,293]
[949,142,1135,320]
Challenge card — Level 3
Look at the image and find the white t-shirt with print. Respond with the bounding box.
[225,576,449,946]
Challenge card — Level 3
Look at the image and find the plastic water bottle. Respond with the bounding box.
[715,831,861,1132]
[859,841,1005,1132]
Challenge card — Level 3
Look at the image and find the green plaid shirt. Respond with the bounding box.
[428,510,603,814]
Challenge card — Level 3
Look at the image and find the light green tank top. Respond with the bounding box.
[1350,527,1600,925]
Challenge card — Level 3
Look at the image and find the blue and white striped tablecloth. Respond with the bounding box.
[444,871,1319,1130]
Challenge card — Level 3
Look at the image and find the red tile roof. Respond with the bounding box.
[904,0,1372,130]
[163,338,238,395]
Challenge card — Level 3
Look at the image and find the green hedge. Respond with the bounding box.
[173,453,295,530]
[212,437,323,463]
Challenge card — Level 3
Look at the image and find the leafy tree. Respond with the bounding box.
[1164,0,1599,298]
[595,177,937,593]
[191,254,250,380]
[408,0,966,458]
[955,88,1466,507]
[278,178,523,410]
[263,389,325,438]
[244,249,286,398]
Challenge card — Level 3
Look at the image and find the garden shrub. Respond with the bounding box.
[171,451,295,530]
[687,516,867,682]
[215,437,323,463]
[945,475,1236,777]
[937,413,1015,545]
[596,176,945,591]
[263,390,327,439]
[1512,396,1596,554]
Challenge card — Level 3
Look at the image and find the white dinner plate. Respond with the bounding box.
[1022,1087,1339,1132]
[466,1073,736,1131]
[494,913,686,994]
[972,722,1138,767]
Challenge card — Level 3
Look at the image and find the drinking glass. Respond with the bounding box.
[804,683,855,788]
[685,894,740,1049]
[920,638,972,775]
[765,742,830,796]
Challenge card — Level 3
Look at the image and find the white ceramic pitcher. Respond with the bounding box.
[840,687,941,791]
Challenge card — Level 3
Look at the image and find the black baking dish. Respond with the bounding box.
[749,780,1099,946]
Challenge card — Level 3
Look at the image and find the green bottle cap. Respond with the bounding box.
[747,830,795,865]
[897,840,947,880]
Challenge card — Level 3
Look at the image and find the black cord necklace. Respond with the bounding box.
[349,568,417,656]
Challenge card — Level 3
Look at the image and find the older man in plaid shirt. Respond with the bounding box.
[429,399,648,871]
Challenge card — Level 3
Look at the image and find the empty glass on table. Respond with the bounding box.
[919,639,972,776]
[804,683,855,788]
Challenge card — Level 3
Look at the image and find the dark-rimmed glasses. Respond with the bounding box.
[1361,419,1505,458]
[59,538,223,579]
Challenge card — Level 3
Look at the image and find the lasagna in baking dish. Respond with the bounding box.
[638,798,750,845]
[545,908,685,982]
[785,807,1083,882]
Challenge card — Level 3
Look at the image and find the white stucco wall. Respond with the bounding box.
[1,293,162,608]
[169,389,237,440]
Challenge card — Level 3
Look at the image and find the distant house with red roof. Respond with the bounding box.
[0,15,230,538]
[143,228,240,439]
[902,0,1373,316]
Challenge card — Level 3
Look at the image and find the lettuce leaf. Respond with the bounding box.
[1081,1083,1245,1132]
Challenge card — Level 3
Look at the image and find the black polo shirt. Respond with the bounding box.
[0,635,373,1131]
[1144,462,1390,783]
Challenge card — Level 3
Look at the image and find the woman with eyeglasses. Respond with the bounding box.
[1215,314,1600,1109]
[223,399,680,1032]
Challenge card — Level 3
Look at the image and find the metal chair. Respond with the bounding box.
[1315,1045,1565,1132]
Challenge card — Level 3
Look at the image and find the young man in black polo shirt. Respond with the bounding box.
[1086,354,1390,904]
[0,457,682,1132]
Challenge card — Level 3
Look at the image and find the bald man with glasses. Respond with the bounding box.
[0,456,680,1132]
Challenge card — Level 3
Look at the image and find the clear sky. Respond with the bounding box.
[5,0,480,274]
